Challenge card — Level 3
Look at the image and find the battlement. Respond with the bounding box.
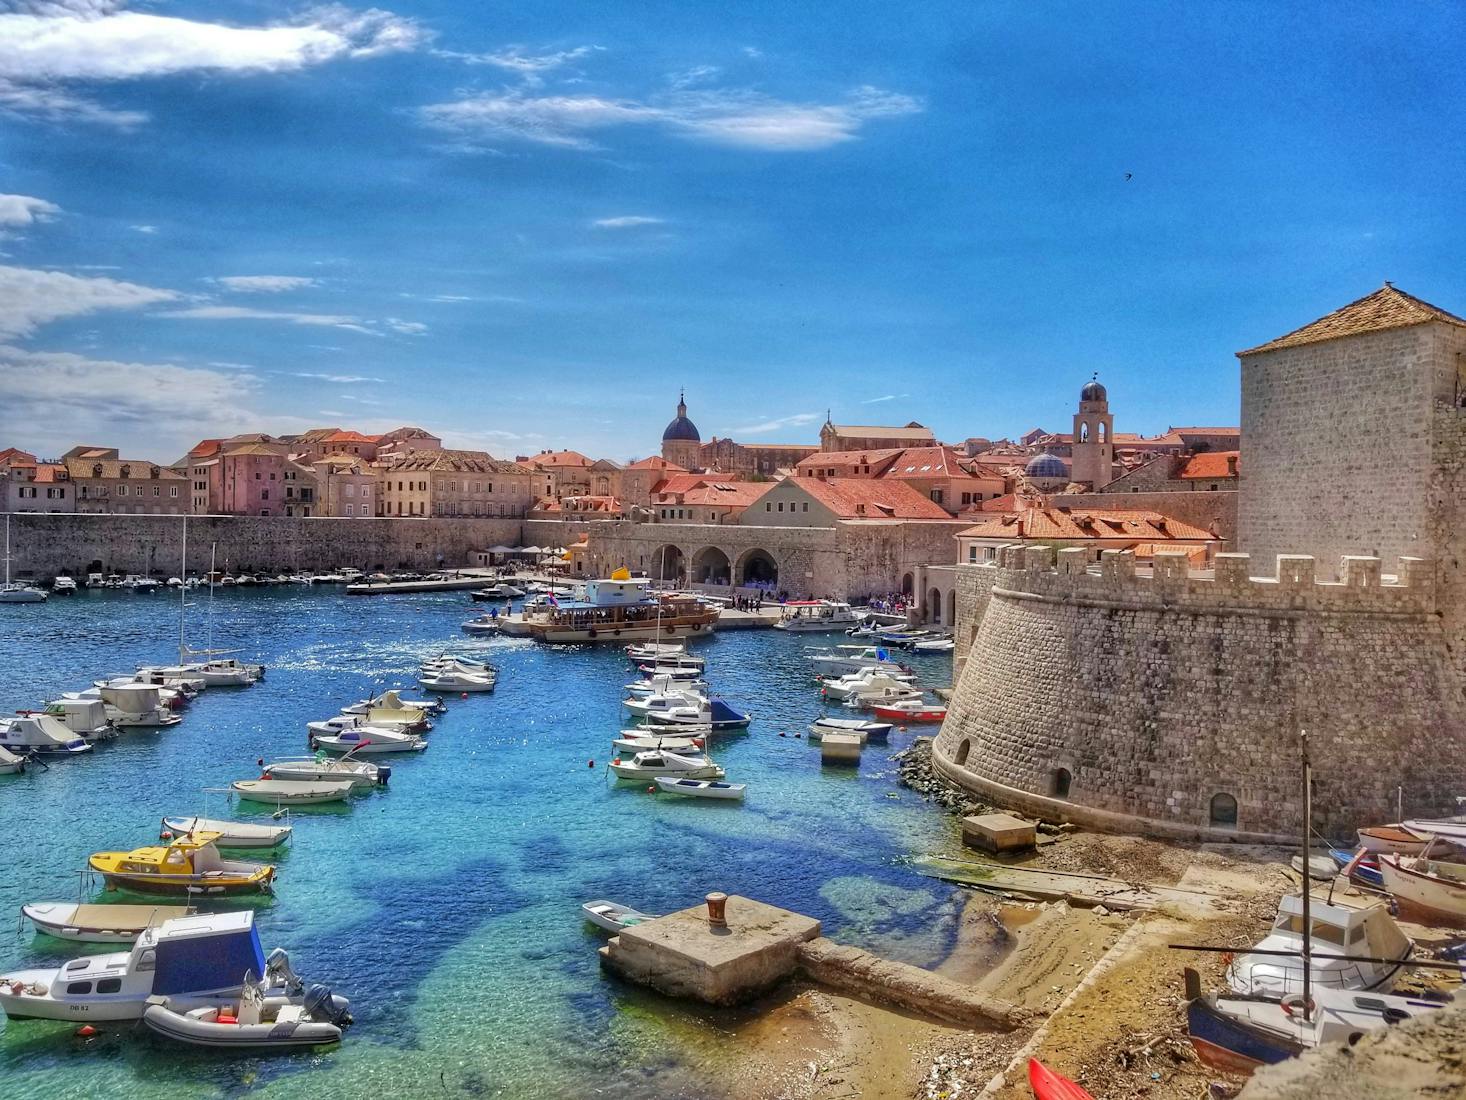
[974,545,1434,616]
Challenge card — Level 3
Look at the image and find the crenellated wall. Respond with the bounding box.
[934,546,1463,840]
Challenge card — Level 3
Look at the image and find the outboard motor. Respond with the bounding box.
[263,947,304,996]
[303,984,353,1028]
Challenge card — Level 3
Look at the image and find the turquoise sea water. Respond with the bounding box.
[0,587,962,1098]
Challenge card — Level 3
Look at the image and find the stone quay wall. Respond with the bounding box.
[6,513,524,578]
[934,545,1464,840]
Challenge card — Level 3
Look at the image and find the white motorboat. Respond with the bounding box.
[21,902,190,944]
[44,698,116,741]
[581,900,658,933]
[462,615,502,635]
[133,666,207,694]
[422,655,498,676]
[0,746,26,774]
[310,727,427,754]
[231,779,356,806]
[418,669,496,693]
[808,717,894,742]
[1227,893,1412,997]
[805,644,910,676]
[66,683,181,727]
[643,698,752,730]
[654,776,746,800]
[625,641,688,662]
[772,600,859,632]
[636,653,705,673]
[1356,825,1434,856]
[624,676,710,699]
[474,582,525,599]
[1402,818,1466,844]
[636,663,706,682]
[51,576,78,595]
[820,670,917,701]
[161,816,293,850]
[0,516,46,602]
[623,691,707,719]
[609,750,724,781]
[261,752,390,788]
[613,731,707,753]
[0,911,305,1023]
[307,713,425,738]
[341,690,443,716]
[1379,850,1466,925]
[913,637,956,652]
[844,684,924,709]
[143,972,352,1050]
[0,714,92,756]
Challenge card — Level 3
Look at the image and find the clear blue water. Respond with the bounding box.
[0,587,962,1098]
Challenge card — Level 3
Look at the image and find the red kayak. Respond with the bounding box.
[1028,1058,1095,1100]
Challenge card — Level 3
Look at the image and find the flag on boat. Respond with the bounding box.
[547,592,558,606]
[877,647,889,661]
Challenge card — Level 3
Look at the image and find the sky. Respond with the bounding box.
[1,1,1463,463]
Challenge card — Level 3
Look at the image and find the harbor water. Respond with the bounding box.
[0,586,962,1098]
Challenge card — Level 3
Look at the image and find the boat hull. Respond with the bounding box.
[1185,998,1300,1075]
[1379,856,1466,925]
[142,1004,343,1049]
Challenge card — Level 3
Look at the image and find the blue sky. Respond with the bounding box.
[1,1,1463,462]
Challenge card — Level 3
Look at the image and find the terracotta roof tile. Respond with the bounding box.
[1178,451,1240,479]
[383,448,527,474]
[626,456,687,472]
[957,507,1216,542]
[526,449,595,469]
[1240,284,1466,355]
[795,477,954,520]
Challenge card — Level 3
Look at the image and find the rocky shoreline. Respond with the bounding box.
[895,736,995,818]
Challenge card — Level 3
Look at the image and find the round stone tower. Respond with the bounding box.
[661,390,702,470]
[1071,375,1114,489]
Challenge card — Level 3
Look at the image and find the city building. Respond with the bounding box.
[698,437,817,476]
[749,476,954,525]
[217,441,292,517]
[794,446,1004,514]
[310,456,377,517]
[819,417,935,452]
[659,391,702,470]
[64,447,188,514]
[955,507,1220,566]
[651,476,772,524]
[377,448,542,517]
[1,449,71,513]
[1070,376,1115,488]
[614,455,687,513]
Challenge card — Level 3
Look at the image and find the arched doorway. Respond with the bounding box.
[901,572,914,596]
[691,546,731,585]
[928,587,943,624]
[737,548,778,588]
[651,544,685,585]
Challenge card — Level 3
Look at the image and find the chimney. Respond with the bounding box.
[1226,455,1238,477]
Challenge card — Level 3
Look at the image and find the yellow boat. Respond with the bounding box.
[88,832,275,896]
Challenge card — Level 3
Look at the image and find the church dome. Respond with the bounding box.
[662,392,700,443]
[1080,378,1107,402]
[1025,452,1068,479]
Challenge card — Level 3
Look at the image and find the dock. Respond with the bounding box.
[345,576,486,594]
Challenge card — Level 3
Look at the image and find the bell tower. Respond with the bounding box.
[1071,374,1114,489]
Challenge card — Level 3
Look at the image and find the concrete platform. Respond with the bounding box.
[820,733,862,765]
[962,812,1037,854]
[599,895,821,1005]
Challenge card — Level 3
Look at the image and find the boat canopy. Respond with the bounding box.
[152,917,265,996]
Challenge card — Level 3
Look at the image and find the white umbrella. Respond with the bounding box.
[489,544,515,553]
[554,546,568,554]
[523,545,544,554]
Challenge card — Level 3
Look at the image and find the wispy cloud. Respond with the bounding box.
[668,65,719,90]
[419,84,921,152]
[0,2,428,127]
[384,317,427,334]
[435,44,601,86]
[129,224,157,234]
[0,263,178,338]
[860,392,909,404]
[732,411,821,435]
[292,372,384,384]
[0,193,60,235]
[212,275,319,293]
[157,305,373,333]
[592,215,664,229]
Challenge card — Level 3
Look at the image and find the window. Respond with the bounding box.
[67,981,93,995]
[802,503,808,512]
[931,489,944,504]
[169,487,178,498]
[269,473,276,480]
[97,978,121,994]
[777,502,784,512]
[968,546,977,563]
[345,484,355,497]
[261,490,269,500]
[346,504,354,516]
[765,503,771,511]
[362,486,369,497]
[118,485,128,497]
[1210,793,1238,828]
[261,509,270,517]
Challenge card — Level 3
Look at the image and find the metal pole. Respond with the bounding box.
[1300,729,1313,1019]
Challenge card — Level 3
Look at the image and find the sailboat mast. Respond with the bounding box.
[1300,729,1313,1019]
[4,513,10,586]
[178,515,188,665]
[207,542,217,655]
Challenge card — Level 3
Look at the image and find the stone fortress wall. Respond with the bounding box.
[934,544,1462,840]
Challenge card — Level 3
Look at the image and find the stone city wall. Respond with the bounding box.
[934,545,1463,840]
[6,512,524,578]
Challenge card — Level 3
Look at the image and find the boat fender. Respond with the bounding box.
[1280,994,1315,1019]
[461,693,469,700]
[160,830,174,841]
[646,785,656,793]
[76,1025,96,1038]
[587,759,595,768]
[779,732,786,738]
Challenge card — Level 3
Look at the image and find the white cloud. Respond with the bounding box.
[130,224,157,233]
[0,263,178,338]
[384,317,427,334]
[0,2,427,126]
[419,85,920,152]
[213,275,319,293]
[668,64,719,90]
[860,393,909,404]
[0,343,262,455]
[293,372,384,383]
[592,215,663,229]
[0,193,60,234]
[732,411,821,435]
[435,44,600,85]
[156,305,372,333]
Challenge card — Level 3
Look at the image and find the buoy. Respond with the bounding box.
[159,830,173,841]
[587,759,595,769]
[256,757,264,767]
[646,785,656,793]
[76,1025,96,1038]
[779,732,787,738]
[795,733,802,739]
[460,692,469,700]
[899,726,908,732]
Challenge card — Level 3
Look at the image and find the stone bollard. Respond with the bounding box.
[705,892,728,927]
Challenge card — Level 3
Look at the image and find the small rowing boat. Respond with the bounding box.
[231,779,355,806]
[808,717,893,742]
[160,816,292,850]
[654,776,745,801]
[21,902,190,943]
[581,899,657,933]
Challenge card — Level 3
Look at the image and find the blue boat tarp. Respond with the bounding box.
[153,927,266,994]
[709,700,749,723]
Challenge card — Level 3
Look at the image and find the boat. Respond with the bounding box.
[0,746,26,774]
[1379,850,1466,926]
[625,641,690,662]
[1402,817,1466,844]
[654,776,746,800]
[625,676,710,699]
[497,572,720,644]
[1028,1058,1095,1100]
[142,970,352,1050]
[261,751,390,788]
[808,717,894,743]
[422,655,498,677]
[804,644,910,676]
[133,666,207,693]
[636,663,706,681]
[1184,968,1448,1075]
[608,750,725,781]
[341,690,443,716]
[21,902,190,943]
[642,698,752,731]
[51,576,77,595]
[623,690,706,719]
[913,637,956,653]
[461,615,501,635]
[613,731,707,753]
[0,714,93,756]
[0,911,312,1022]
[581,900,657,933]
[1328,848,1384,889]
[820,670,917,702]
[65,683,180,727]
[307,713,426,738]
[1356,824,1432,856]
[88,832,275,896]
[310,727,427,754]
[772,600,859,632]
[869,699,948,723]
[160,816,293,850]
[1227,893,1411,996]
[231,779,355,806]
[417,668,496,693]
[44,698,115,740]
[0,514,47,604]
[471,582,525,600]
